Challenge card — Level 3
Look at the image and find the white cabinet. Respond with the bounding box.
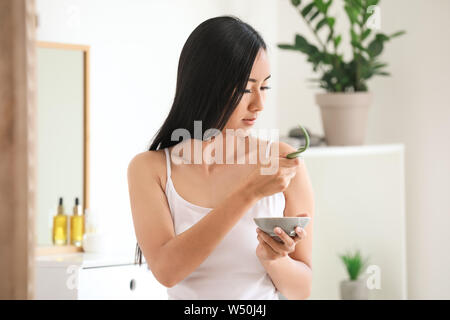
[35,253,168,299]
[302,144,407,299]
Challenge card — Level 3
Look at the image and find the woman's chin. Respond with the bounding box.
[236,128,252,138]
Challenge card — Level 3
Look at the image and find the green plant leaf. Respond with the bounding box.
[295,34,309,47]
[333,35,342,48]
[325,0,333,12]
[351,40,366,52]
[375,33,390,42]
[344,4,359,24]
[372,62,388,69]
[291,0,302,6]
[327,17,335,28]
[313,0,326,13]
[367,38,383,57]
[390,30,406,38]
[361,29,371,41]
[315,17,328,32]
[350,28,359,42]
[326,30,334,43]
[301,2,315,17]
[309,8,321,22]
[294,34,320,56]
[295,34,311,54]
[339,249,369,280]
[277,44,297,50]
[356,0,364,7]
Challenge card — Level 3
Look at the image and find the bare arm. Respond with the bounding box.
[258,141,315,299]
[127,152,259,288]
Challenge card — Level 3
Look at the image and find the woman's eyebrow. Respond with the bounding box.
[248,75,271,82]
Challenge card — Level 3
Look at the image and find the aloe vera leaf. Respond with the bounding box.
[286,125,310,159]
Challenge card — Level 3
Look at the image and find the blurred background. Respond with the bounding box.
[1,0,449,300]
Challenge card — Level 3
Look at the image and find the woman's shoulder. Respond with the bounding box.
[128,149,165,169]
[127,149,166,186]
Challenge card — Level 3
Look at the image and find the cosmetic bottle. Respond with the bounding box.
[52,197,68,245]
[70,197,85,247]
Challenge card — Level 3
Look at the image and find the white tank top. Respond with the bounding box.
[163,141,285,300]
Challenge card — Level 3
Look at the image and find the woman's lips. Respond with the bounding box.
[242,118,256,125]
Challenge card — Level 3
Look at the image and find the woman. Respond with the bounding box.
[127,15,314,300]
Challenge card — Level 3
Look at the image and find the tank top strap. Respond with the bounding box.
[266,139,273,159]
[164,147,171,178]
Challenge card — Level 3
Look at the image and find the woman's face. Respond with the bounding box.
[224,48,271,136]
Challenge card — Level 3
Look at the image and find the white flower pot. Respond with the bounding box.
[315,92,373,146]
[340,278,370,300]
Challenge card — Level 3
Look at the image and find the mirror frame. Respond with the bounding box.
[35,41,90,255]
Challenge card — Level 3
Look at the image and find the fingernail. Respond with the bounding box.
[275,227,282,234]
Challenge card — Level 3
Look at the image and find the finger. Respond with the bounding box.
[278,158,300,168]
[292,227,307,243]
[278,157,301,168]
[301,228,307,239]
[279,170,297,185]
[281,166,298,174]
[257,234,283,259]
[274,227,296,248]
[278,166,297,178]
[294,226,303,239]
[258,229,291,255]
[280,150,300,159]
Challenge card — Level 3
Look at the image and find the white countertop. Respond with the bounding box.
[280,136,404,157]
[36,252,145,268]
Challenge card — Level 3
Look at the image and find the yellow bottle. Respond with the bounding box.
[52,197,68,245]
[70,197,84,247]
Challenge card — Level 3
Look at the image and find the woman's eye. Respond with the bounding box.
[244,86,271,93]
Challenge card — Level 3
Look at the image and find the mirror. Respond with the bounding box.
[35,42,90,249]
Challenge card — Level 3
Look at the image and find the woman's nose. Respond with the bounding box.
[250,92,264,112]
[250,103,263,113]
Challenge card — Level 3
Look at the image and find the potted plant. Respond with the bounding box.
[278,0,406,145]
[339,249,370,299]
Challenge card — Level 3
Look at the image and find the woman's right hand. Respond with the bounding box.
[239,150,301,201]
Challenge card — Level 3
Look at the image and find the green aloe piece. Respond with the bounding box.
[286,125,310,159]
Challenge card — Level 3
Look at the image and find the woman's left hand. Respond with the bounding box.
[256,226,307,262]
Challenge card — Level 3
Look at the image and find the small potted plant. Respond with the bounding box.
[278,0,406,145]
[339,249,370,299]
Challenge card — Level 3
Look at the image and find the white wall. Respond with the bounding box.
[277,0,450,299]
[36,0,280,253]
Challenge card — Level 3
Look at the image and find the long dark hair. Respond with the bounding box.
[135,15,267,266]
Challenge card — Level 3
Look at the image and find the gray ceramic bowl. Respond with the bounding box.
[254,217,310,242]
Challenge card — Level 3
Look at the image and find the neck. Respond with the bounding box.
[174,132,250,171]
